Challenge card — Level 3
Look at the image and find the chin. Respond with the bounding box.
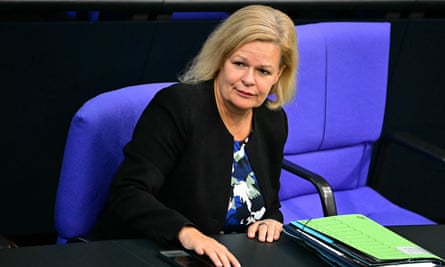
[231,102,255,111]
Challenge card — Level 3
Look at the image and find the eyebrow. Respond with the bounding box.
[231,55,275,69]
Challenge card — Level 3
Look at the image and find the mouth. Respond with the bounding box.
[235,88,254,98]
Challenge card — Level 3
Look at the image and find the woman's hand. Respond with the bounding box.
[247,219,283,242]
[178,226,241,267]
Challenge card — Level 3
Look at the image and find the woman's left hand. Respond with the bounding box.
[247,219,283,242]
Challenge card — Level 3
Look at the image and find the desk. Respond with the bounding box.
[0,235,325,267]
[389,224,445,258]
[1,225,444,267]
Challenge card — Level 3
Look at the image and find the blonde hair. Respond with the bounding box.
[179,5,298,109]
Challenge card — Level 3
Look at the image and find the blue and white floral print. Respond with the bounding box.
[223,138,266,232]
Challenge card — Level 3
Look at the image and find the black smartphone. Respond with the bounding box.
[159,250,213,267]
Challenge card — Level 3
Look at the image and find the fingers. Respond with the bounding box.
[178,226,241,267]
[204,245,240,267]
[247,219,283,243]
[193,239,240,267]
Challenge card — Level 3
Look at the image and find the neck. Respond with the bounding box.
[214,82,252,141]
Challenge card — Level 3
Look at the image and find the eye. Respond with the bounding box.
[258,68,271,76]
[232,61,246,67]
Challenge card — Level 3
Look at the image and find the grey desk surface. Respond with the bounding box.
[388,224,445,258]
[1,224,444,267]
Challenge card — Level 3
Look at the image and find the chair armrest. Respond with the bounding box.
[369,131,445,188]
[67,237,91,243]
[66,234,101,243]
[0,234,16,248]
[282,159,337,217]
[390,132,445,163]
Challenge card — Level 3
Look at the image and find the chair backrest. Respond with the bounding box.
[55,22,392,243]
[54,82,174,244]
[279,22,390,201]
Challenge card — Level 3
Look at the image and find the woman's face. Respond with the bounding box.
[215,41,283,112]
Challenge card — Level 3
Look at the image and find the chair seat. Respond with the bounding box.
[279,22,434,226]
[281,186,436,225]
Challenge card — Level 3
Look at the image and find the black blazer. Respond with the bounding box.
[95,80,288,244]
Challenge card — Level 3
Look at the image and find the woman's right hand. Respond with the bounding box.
[178,226,241,267]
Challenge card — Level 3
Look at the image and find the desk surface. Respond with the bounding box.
[0,235,325,267]
[388,224,445,258]
[1,225,444,267]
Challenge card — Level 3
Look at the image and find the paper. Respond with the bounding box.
[292,214,444,263]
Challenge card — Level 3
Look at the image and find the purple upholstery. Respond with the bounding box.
[54,82,174,244]
[280,22,435,225]
[55,22,435,245]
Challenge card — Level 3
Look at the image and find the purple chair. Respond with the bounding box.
[54,82,174,244]
[280,22,436,226]
[55,22,436,245]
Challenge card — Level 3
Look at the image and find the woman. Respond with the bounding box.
[95,5,298,267]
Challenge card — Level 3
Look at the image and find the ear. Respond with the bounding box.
[273,65,286,85]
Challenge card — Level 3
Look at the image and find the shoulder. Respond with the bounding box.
[154,81,213,104]
[254,105,288,139]
[255,104,287,123]
[148,81,214,118]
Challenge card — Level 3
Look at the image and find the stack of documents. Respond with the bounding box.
[284,214,445,266]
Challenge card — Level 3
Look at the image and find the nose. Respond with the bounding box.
[241,68,255,86]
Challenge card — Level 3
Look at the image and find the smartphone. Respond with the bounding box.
[159,250,213,267]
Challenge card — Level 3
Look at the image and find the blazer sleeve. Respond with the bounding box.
[104,86,194,244]
[265,108,287,223]
[249,106,288,224]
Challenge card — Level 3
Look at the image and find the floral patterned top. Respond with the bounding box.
[223,137,266,233]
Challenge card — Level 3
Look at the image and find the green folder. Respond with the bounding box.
[288,214,445,266]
